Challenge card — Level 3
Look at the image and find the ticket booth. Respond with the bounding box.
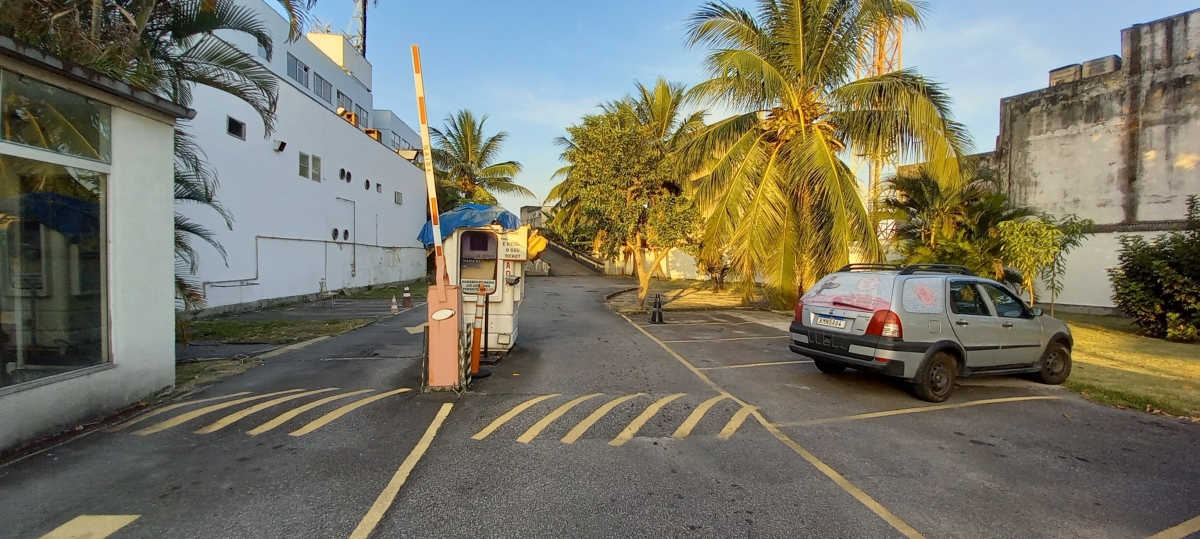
[443,224,528,354]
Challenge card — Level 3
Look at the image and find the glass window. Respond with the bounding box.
[298,152,309,178]
[310,155,321,182]
[226,117,245,140]
[949,282,990,316]
[982,284,1029,319]
[313,74,332,103]
[337,91,353,113]
[256,42,269,59]
[286,53,309,88]
[1,70,111,163]
[0,154,106,389]
[355,106,369,129]
[902,277,944,314]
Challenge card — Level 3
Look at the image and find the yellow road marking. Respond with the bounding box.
[1146,514,1200,539]
[671,395,729,438]
[772,396,1063,428]
[718,405,757,440]
[41,515,139,538]
[133,390,305,435]
[247,389,375,436]
[517,393,604,443]
[609,393,686,447]
[659,335,791,343]
[620,314,926,539]
[561,393,645,444]
[194,388,339,434]
[471,394,561,440]
[107,392,251,432]
[697,360,812,371]
[255,336,329,360]
[289,388,412,437]
[641,321,759,327]
[349,402,453,539]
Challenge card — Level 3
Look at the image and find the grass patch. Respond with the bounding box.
[175,357,263,393]
[349,280,428,299]
[1056,312,1200,419]
[180,318,376,345]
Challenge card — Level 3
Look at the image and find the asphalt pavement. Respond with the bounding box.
[2,275,1199,539]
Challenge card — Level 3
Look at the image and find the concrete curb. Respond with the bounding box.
[603,287,640,301]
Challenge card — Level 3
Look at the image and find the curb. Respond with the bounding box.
[603,287,640,301]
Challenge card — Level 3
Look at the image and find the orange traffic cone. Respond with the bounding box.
[390,295,399,315]
[402,286,413,308]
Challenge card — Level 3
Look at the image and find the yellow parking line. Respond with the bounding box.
[641,321,759,327]
[472,394,561,440]
[349,402,453,539]
[133,390,306,435]
[697,360,812,371]
[40,515,140,539]
[672,395,729,438]
[561,393,645,444]
[194,388,339,434]
[107,392,251,432]
[620,313,926,539]
[718,405,757,440]
[247,389,375,436]
[610,393,686,447]
[659,336,790,343]
[517,393,604,443]
[772,396,1063,428]
[1146,514,1200,539]
[289,388,412,437]
[255,336,330,360]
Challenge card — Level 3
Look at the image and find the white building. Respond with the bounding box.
[181,0,427,315]
[0,37,181,450]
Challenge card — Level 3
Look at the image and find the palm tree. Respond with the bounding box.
[681,0,972,308]
[430,110,531,205]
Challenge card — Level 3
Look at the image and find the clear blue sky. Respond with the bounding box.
[305,0,1200,212]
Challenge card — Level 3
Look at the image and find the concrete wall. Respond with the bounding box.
[0,70,177,450]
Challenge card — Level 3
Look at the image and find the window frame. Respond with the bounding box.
[298,152,310,179]
[226,116,246,140]
[286,53,309,88]
[355,105,369,129]
[310,155,322,182]
[313,74,332,103]
[337,91,353,113]
[948,281,993,317]
[979,283,1033,319]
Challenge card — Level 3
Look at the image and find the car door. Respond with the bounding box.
[980,283,1044,365]
[946,280,1006,368]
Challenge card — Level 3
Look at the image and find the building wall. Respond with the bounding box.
[993,8,1200,309]
[179,0,427,313]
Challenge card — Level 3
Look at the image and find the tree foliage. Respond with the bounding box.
[1040,214,1094,314]
[431,110,531,208]
[998,218,1059,305]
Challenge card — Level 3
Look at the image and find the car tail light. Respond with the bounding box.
[866,310,903,339]
[794,299,805,322]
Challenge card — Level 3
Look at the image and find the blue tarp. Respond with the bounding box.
[417,203,522,249]
[0,193,100,244]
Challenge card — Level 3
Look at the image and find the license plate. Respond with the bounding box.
[815,315,847,329]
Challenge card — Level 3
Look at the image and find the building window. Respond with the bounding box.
[376,183,382,193]
[313,74,332,103]
[0,70,111,162]
[394,191,403,205]
[226,117,246,140]
[286,53,309,88]
[337,91,353,113]
[311,155,321,182]
[256,41,269,59]
[299,152,310,178]
[355,106,369,129]
[0,153,107,389]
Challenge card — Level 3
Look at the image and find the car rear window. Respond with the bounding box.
[902,277,945,314]
[801,272,895,312]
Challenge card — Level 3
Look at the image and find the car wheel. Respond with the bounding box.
[1035,342,1072,385]
[813,359,847,374]
[912,352,957,403]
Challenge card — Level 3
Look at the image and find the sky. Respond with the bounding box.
[303,0,1200,213]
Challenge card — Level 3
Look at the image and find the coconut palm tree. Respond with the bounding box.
[430,110,531,205]
[681,0,973,308]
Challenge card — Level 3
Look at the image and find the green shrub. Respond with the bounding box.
[1108,195,1200,341]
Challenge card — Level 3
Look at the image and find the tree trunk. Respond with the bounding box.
[1026,278,1037,306]
[633,238,650,309]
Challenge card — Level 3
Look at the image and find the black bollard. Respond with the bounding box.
[650,294,665,324]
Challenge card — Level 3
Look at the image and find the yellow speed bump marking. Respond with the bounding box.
[195,388,339,434]
[472,394,561,440]
[289,388,412,437]
[660,335,791,343]
[349,402,453,539]
[1146,514,1200,539]
[40,515,140,538]
[107,392,252,432]
[697,360,812,371]
[609,393,686,447]
[772,396,1063,428]
[133,390,306,435]
[718,405,757,440]
[671,395,729,439]
[247,389,375,436]
[255,336,330,360]
[517,393,603,443]
[562,393,645,444]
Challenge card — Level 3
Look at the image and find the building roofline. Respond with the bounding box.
[0,34,196,120]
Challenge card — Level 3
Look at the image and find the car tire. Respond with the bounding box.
[912,352,957,403]
[1035,342,1072,385]
[813,359,847,374]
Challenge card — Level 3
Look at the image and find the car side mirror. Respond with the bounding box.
[1030,307,1044,317]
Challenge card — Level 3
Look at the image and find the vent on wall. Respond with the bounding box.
[394,191,403,205]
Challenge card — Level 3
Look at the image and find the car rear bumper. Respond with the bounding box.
[789,321,908,378]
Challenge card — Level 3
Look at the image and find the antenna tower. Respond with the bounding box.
[853,20,903,237]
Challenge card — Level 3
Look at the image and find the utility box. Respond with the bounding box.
[443,225,529,354]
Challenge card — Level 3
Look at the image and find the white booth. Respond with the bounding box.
[442,224,529,354]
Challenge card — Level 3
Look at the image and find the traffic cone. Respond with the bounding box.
[402,286,413,308]
[650,294,665,324]
[390,296,399,315]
